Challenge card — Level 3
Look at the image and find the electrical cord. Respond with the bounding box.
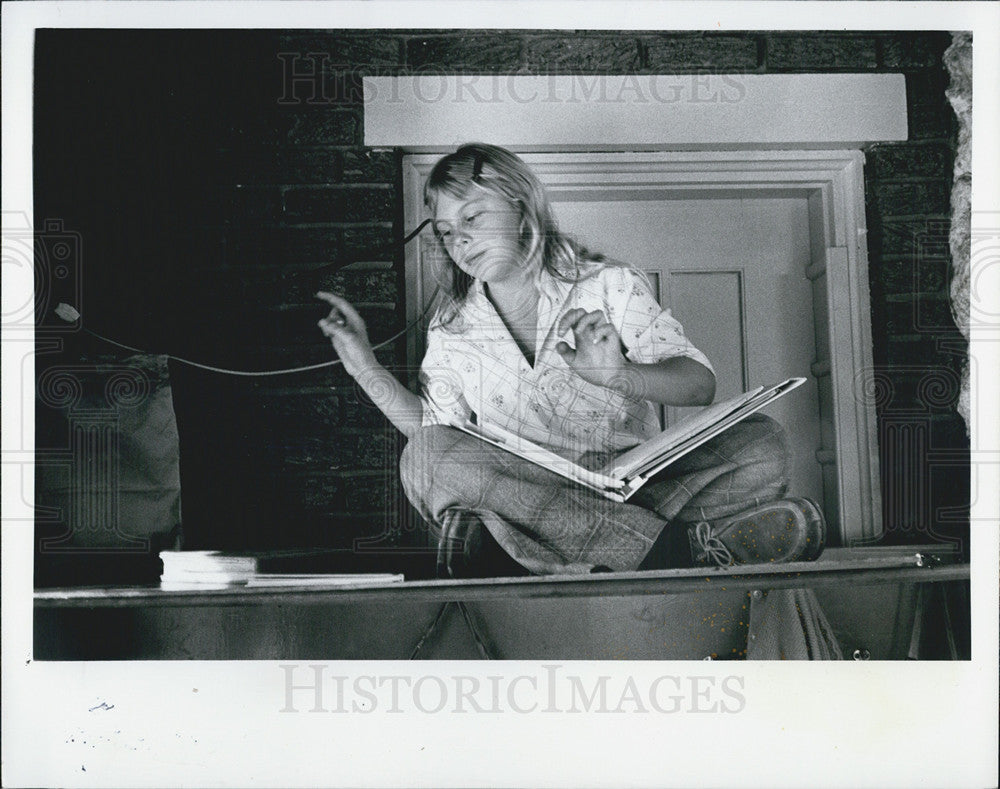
[54,219,435,377]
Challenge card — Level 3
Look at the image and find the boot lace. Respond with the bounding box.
[692,521,735,568]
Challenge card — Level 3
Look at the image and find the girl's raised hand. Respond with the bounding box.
[555,308,627,389]
[316,291,378,377]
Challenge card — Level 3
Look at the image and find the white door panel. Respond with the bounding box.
[554,194,822,505]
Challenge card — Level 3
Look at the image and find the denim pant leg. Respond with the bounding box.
[630,413,790,569]
[631,413,790,523]
[399,425,667,574]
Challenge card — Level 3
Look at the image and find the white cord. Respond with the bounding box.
[82,327,345,376]
[56,289,437,378]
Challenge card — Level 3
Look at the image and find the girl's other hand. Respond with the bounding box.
[555,308,627,389]
[316,292,378,377]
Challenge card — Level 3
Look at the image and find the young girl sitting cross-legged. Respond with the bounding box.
[318,143,825,577]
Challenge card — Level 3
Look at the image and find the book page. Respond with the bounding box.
[602,386,765,478]
[603,379,805,479]
[454,421,625,492]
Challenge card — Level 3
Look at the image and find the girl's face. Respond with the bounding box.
[432,188,527,285]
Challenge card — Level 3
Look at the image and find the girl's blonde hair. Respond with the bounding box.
[423,143,606,329]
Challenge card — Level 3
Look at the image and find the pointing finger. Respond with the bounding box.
[315,290,345,306]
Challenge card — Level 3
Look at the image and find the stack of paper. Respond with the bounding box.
[159,551,405,590]
[159,550,257,590]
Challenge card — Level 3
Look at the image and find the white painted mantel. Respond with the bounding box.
[364,74,907,150]
[365,73,909,543]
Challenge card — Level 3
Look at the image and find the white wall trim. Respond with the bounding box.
[402,150,882,544]
[366,74,907,150]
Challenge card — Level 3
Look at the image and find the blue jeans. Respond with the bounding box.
[399,414,789,574]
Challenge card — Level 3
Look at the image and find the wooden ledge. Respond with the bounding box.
[34,547,968,609]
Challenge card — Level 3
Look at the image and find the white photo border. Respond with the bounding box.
[3,3,998,788]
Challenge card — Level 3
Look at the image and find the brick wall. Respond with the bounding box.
[271,30,966,550]
[34,30,967,579]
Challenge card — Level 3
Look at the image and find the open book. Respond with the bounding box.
[453,377,806,502]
